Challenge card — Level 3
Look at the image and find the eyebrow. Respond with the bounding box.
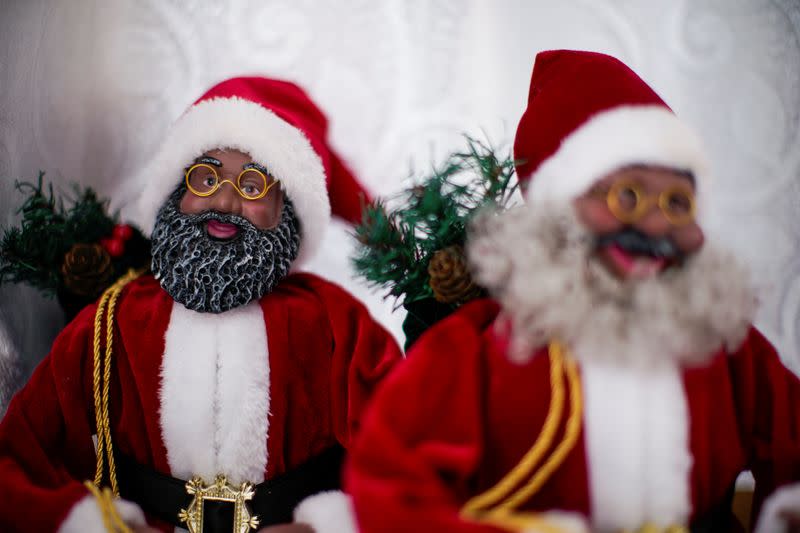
[677,170,695,186]
[243,162,271,175]
[195,156,222,166]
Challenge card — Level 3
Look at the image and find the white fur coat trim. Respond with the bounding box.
[754,482,800,533]
[524,105,711,223]
[124,96,330,267]
[582,359,692,530]
[159,301,270,485]
[58,494,146,533]
[294,490,357,533]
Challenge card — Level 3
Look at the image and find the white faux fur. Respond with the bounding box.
[754,482,800,533]
[294,490,357,533]
[524,105,711,224]
[582,360,692,530]
[128,96,330,266]
[468,204,755,367]
[159,301,270,485]
[58,494,146,533]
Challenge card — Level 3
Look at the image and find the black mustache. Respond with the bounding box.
[191,210,252,231]
[595,228,681,259]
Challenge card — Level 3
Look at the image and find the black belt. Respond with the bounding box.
[116,445,344,532]
[690,482,737,533]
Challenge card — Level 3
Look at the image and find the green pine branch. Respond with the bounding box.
[352,136,517,307]
[0,173,116,296]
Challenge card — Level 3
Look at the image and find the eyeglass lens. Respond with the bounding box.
[187,165,269,199]
[237,169,268,199]
[611,184,693,219]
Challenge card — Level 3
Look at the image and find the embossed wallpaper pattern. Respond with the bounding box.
[1,0,799,411]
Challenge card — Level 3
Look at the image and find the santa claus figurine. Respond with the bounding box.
[0,77,401,532]
[345,50,800,532]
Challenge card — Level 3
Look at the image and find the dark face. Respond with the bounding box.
[150,148,302,313]
[573,165,705,280]
[180,148,284,234]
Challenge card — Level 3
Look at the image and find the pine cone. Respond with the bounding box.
[428,245,481,304]
[61,243,113,297]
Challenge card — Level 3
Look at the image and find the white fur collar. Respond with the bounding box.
[582,359,692,530]
[159,302,270,484]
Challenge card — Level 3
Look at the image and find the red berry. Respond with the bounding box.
[102,237,125,258]
[112,224,134,241]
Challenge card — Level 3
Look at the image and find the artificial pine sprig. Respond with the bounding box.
[0,173,116,296]
[1,172,151,319]
[352,136,517,308]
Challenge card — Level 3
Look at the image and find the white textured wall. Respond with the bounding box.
[1,0,799,409]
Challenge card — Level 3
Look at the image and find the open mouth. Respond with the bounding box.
[600,243,670,279]
[594,229,682,280]
[206,219,240,241]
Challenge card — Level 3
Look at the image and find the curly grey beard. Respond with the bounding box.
[151,187,301,313]
[467,203,756,368]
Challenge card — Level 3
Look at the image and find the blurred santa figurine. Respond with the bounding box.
[346,50,800,533]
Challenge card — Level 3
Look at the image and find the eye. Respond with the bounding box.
[615,185,639,211]
[666,191,692,213]
[187,165,218,193]
[238,169,267,198]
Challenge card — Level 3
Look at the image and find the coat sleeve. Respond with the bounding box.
[311,278,403,448]
[344,302,510,533]
[284,276,401,533]
[0,304,145,532]
[728,327,800,528]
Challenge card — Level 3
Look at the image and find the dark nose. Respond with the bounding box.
[209,181,241,215]
[634,208,672,237]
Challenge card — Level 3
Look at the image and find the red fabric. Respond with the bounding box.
[194,77,371,223]
[513,50,670,186]
[0,273,401,531]
[346,299,800,532]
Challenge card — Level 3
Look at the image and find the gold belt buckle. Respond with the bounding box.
[178,475,260,533]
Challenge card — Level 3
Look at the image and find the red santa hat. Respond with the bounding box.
[130,76,370,266]
[514,50,711,220]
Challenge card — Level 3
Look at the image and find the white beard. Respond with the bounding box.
[467,204,757,368]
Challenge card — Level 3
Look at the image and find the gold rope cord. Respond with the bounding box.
[493,354,582,513]
[92,289,114,487]
[101,279,128,495]
[461,342,566,515]
[84,480,114,531]
[84,480,134,533]
[90,268,145,496]
[460,341,583,532]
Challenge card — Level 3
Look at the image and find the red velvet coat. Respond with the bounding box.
[0,273,401,532]
[346,299,800,533]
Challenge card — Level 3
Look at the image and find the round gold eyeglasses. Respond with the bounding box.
[604,179,696,226]
[184,163,280,201]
